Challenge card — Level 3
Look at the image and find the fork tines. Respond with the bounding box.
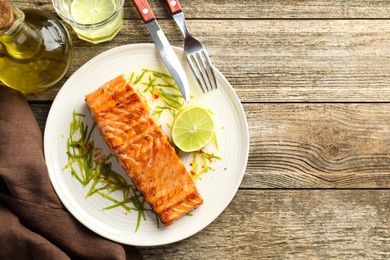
[187,49,218,93]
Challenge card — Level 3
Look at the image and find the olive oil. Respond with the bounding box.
[0,2,72,94]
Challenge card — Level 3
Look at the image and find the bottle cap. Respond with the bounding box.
[0,0,14,30]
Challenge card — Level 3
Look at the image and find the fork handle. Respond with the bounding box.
[165,0,183,15]
[133,0,155,23]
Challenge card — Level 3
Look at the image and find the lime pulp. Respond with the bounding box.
[171,106,215,152]
[70,0,116,24]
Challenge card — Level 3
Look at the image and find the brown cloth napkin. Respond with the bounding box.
[0,87,143,260]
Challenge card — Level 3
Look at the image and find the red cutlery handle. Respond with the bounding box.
[165,0,182,14]
[133,0,155,23]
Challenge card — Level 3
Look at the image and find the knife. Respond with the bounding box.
[132,0,190,103]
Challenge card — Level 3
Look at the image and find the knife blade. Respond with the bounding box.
[132,0,190,103]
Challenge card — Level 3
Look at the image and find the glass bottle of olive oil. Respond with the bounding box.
[0,1,72,94]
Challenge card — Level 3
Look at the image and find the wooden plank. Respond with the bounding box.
[25,19,390,102]
[245,103,390,188]
[13,0,390,19]
[138,190,390,259]
[32,102,390,188]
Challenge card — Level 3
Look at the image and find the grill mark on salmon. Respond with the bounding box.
[85,75,203,226]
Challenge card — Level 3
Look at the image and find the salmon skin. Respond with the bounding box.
[86,74,203,226]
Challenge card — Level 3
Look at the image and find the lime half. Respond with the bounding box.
[70,0,117,24]
[171,106,215,152]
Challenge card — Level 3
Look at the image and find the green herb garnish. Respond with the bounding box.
[132,69,186,118]
[190,150,222,180]
[64,111,157,232]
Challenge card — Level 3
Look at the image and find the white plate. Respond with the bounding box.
[44,43,249,246]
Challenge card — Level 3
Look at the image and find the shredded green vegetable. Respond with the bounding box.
[132,69,186,118]
[64,111,157,232]
[190,150,222,180]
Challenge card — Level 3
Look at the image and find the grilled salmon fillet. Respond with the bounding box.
[85,74,203,226]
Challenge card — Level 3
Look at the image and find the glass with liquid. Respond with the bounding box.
[52,0,125,44]
[0,1,73,94]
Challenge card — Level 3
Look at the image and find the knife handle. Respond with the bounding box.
[133,0,155,23]
[165,0,182,15]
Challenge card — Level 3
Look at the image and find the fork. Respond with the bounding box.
[165,0,218,93]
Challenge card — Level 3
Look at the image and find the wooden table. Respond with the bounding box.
[17,0,390,258]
